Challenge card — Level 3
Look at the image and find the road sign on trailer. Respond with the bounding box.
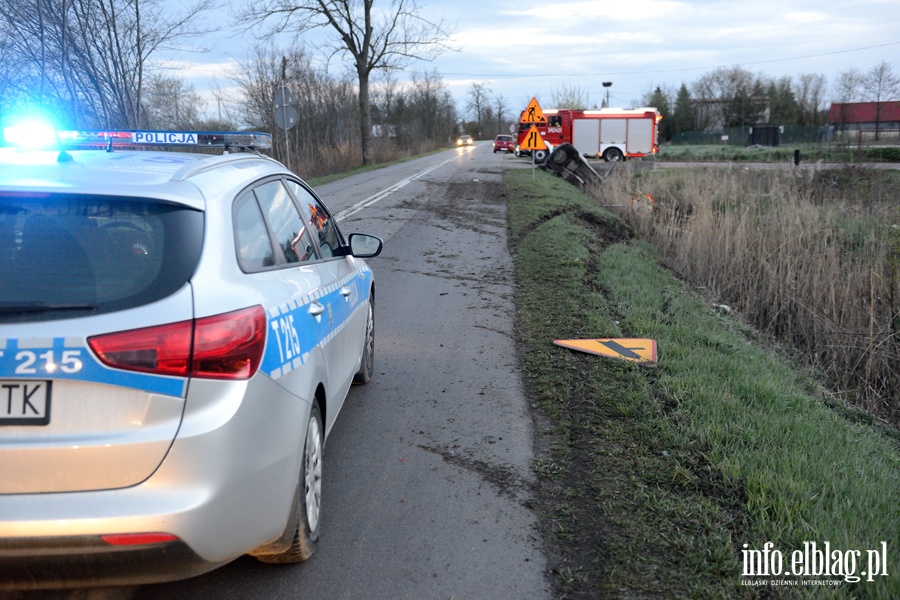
[521,98,547,124]
[553,338,658,365]
[520,125,547,151]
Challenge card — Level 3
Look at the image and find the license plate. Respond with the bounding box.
[0,380,52,426]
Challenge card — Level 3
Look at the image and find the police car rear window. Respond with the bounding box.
[0,194,203,323]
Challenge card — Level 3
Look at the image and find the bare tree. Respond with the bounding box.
[0,0,213,128]
[795,73,827,126]
[832,68,865,136]
[0,33,32,114]
[406,69,455,145]
[232,44,359,175]
[863,61,900,141]
[466,82,491,139]
[143,74,205,128]
[691,66,758,130]
[493,93,510,136]
[238,0,454,166]
[370,71,400,139]
[550,83,590,110]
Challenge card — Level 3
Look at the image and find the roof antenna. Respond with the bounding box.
[54,130,73,162]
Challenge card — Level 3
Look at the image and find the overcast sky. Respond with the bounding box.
[158,0,900,117]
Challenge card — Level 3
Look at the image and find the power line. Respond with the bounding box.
[612,41,900,76]
[437,41,900,79]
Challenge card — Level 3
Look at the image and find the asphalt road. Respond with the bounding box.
[11,144,551,600]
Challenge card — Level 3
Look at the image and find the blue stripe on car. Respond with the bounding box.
[261,267,371,380]
[0,336,186,397]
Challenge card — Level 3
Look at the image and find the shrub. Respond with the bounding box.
[597,166,900,425]
[863,147,900,162]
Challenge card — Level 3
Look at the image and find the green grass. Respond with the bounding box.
[656,143,802,163]
[505,168,900,598]
[654,143,900,163]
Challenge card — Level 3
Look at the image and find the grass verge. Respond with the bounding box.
[654,144,900,164]
[505,168,900,598]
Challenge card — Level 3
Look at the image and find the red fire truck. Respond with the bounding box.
[516,107,662,162]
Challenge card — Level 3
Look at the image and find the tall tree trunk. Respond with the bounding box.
[358,66,371,166]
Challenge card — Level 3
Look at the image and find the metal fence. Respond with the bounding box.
[670,125,899,148]
[670,126,819,146]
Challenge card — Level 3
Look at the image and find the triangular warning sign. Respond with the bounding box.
[553,338,658,365]
[520,97,547,124]
[519,124,547,151]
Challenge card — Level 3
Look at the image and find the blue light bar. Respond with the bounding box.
[2,126,272,151]
[61,130,273,150]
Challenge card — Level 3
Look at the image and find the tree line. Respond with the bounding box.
[459,61,899,146]
[644,61,899,141]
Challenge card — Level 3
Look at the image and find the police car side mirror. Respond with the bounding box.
[348,233,383,258]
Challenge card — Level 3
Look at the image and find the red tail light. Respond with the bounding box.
[191,307,267,379]
[89,306,267,381]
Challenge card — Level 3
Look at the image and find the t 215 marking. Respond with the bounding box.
[9,350,84,375]
[271,315,301,365]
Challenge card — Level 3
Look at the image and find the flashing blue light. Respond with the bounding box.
[3,119,59,149]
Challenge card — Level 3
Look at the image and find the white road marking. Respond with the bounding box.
[334,157,455,220]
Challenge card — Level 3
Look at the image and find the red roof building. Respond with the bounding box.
[827,101,900,130]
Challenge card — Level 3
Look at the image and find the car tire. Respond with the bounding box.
[534,149,548,163]
[603,147,624,162]
[551,147,568,165]
[257,404,323,564]
[353,299,374,384]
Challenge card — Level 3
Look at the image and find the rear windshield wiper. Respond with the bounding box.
[0,302,98,316]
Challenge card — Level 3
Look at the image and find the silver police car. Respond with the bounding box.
[0,127,381,588]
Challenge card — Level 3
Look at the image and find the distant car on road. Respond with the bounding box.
[493,134,515,153]
[0,124,383,589]
[456,135,473,146]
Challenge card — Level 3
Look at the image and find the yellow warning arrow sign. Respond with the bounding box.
[553,338,658,365]
[520,97,547,124]
[519,124,547,151]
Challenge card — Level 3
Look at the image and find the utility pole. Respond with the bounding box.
[273,57,299,171]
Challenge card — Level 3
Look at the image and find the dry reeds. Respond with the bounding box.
[599,165,900,426]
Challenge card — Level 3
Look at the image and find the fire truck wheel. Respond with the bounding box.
[603,147,624,162]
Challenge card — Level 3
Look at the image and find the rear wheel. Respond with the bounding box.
[603,147,624,162]
[353,299,374,384]
[257,404,323,564]
[534,149,548,163]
